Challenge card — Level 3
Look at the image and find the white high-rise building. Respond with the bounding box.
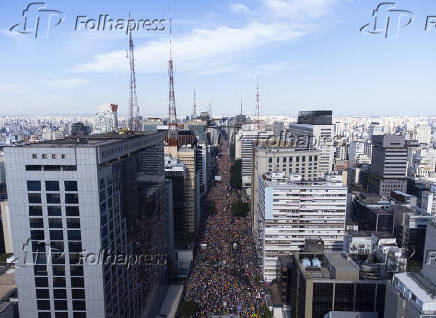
[4,132,169,318]
[289,122,334,176]
[94,104,119,134]
[236,129,273,188]
[256,172,347,282]
[415,124,432,145]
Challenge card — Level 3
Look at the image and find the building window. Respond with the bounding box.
[38,312,51,318]
[46,193,60,204]
[30,218,44,228]
[49,218,63,228]
[68,242,83,252]
[73,300,86,311]
[27,181,41,191]
[32,154,38,159]
[37,300,50,310]
[31,230,45,240]
[53,277,66,287]
[54,300,68,310]
[26,165,42,171]
[52,265,65,276]
[71,278,85,288]
[66,206,79,216]
[52,154,57,159]
[70,265,83,276]
[61,154,66,159]
[29,206,43,216]
[36,289,49,298]
[42,154,47,159]
[68,230,81,241]
[48,206,62,216]
[46,181,60,192]
[53,289,67,299]
[50,230,63,241]
[67,218,80,229]
[65,181,78,192]
[65,193,79,204]
[35,277,49,288]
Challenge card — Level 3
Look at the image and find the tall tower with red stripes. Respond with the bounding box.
[193,89,197,119]
[168,17,178,146]
[127,18,140,131]
[256,78,260,130]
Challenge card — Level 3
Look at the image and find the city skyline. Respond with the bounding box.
[1,0,436,116]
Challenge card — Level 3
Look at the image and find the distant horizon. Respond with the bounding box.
[1,112,436,118]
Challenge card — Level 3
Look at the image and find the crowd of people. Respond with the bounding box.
[184,139,268,317]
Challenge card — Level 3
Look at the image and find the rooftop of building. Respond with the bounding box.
[347,230,394,238]
[324,252,360,273]
[294,251,361,281]
[256,146,320,153]
[10,132,162,148]
[354,192,385,204]
[0,266,15,300]
[395,272,436,302]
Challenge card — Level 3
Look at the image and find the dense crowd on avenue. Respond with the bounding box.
[184,139,267,317]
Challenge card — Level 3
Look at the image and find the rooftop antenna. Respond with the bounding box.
[256,76,260,130]
[167,6,178,146]
[193,89,197,119]
[127,12,140,131]
[240,96,243,116]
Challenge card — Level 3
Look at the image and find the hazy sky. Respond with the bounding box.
[1,0,436,116]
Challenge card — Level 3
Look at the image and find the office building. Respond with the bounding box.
[421,185,436,215]
[184,120,208,144]
[415,124,432,145]
[70,123,91,138]
[4,132,169,318]
[251,147,321,235]
[368,134,408,199]
[368,122,383,140]
[297,111,332,125]
[290,251,386,318]
[165,145,200,237]
[273,121,285,138]
[384,219,436,318]
[143,118,165,132]
[290,111,334,175]
[235,130,274,189]
[351,195,393,233]
[256,172,347,281]
[164,155,187,249]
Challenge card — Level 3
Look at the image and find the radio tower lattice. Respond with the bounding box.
[256,78,260,130]
[127,17,140,131]
[193,89,197,119]
[168,17,178,146]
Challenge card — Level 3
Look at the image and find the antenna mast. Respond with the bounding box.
[256,77,260,130]
[193,89,197,119]
[240,96,243,116]
[168,16,178,146]
[127,15,140,131]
